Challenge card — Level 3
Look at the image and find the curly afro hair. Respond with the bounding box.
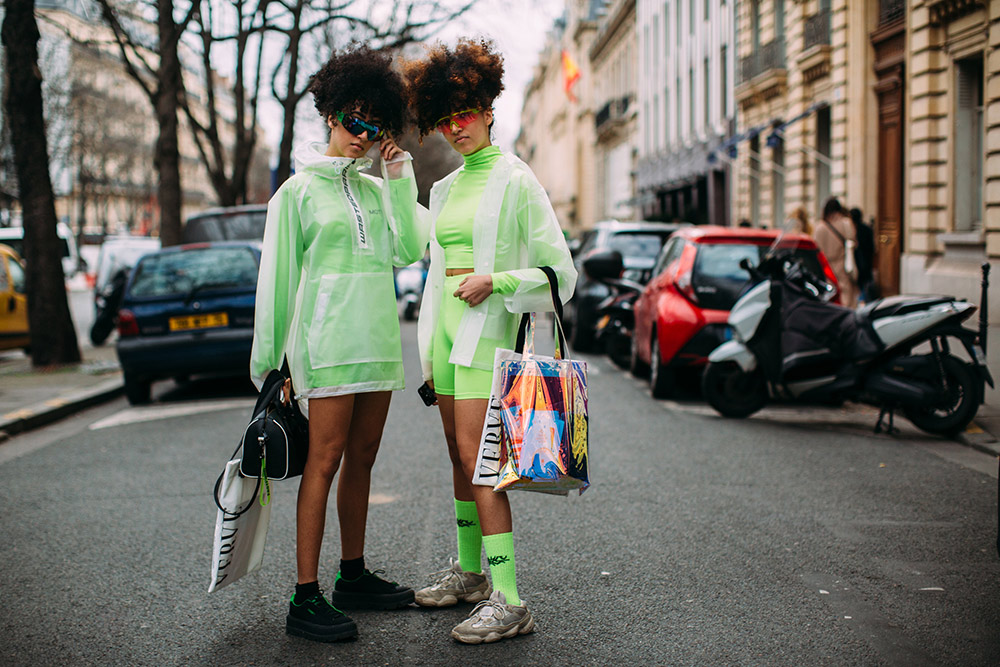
[309,43,407,137]
[405,38,505,137]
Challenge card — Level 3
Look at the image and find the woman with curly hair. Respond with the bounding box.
[405,38,577,644]
[250,43,427,643]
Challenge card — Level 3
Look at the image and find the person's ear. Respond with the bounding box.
[483,108,493,126]
[327,115,337,130]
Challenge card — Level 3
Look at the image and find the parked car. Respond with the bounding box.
[0,222,81,278]
[90,236,163,345]
[115,241,261,404]
[629,226,840,398]
[182,204,267,243]
[0,244,29,352]
[564,220,689,350]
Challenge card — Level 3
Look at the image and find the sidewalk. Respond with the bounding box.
[0,340,122,441]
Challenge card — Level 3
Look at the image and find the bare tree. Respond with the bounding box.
[1,0,81,366]
[94,0,200,246]
[271,0,477,185]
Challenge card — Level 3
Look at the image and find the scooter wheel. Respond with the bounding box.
[702,361,767,418]
[904,355,980,437]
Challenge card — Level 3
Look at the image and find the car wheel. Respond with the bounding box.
[629,330,650,378]
[124,373,151,405]
[649,334,674,399]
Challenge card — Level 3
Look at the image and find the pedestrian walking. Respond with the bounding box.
[250,44,428,643]
[786,207,812,236]
[404,38,577,644]
[814,197,859,307]
[849,207,876,303]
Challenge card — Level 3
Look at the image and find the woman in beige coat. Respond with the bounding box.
[814,197,859,307]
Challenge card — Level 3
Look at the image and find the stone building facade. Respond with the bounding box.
[901,0,999,312]
[636,0,736,226]
[590,0,639,222]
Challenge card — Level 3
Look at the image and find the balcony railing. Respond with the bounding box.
[740,40,786,83]
[879,0,905,25]
[595,95,632,131]
[804,10,831,49]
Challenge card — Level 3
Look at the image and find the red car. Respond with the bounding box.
[630,226,840,398]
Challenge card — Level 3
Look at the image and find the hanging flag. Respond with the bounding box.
[561,50,580,102]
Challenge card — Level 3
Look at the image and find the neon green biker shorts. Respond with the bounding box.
[432,274,504,400]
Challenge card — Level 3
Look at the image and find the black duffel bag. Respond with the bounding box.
[239,369,309,481]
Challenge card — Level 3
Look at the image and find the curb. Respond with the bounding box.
[956,421,1000,458]
[0,376,124,443]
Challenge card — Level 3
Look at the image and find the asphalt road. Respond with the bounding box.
[1,320,999,666]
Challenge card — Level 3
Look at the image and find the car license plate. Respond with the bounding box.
[169,312,228,332]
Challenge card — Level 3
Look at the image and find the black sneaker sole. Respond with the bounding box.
[286,614,359,642]
[330,588,415,610]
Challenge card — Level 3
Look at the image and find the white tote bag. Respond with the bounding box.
[208,456,271,593]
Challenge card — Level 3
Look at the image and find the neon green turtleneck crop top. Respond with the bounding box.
[434,145,520,295]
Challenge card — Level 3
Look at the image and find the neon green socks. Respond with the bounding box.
[483,532,520,606]
[454,499,483,573]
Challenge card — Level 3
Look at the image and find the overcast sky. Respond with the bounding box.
[280,0,567,153]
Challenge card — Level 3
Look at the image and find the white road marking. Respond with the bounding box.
[88,399,252,431]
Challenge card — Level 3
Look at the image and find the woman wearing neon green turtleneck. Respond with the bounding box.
[405,39,577,644]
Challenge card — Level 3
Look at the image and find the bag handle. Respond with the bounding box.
[514,266,569,357]
[213,442,261,518]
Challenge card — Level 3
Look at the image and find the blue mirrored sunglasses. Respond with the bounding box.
[335,111,386,141]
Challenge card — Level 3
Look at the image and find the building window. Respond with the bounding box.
[750,135,761,226]
[654,95,660,151]
[665,86,671,144]
[689,69,695,135]
[690,0,695,34]
[721,46,728,118]
[772,135,785,227]
[775,0,785,41]
[750,0,760,52]
[704,57,711,129]
[816,105,832,209]
[677,76,682,141]
[954,54,984,232]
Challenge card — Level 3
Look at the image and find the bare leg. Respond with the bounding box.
[450,397,512,536]
[337,391,392,560]
[296,394,354,584]
[437,394,475,503]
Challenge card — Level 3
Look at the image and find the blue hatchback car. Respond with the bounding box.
[115,242,261,404]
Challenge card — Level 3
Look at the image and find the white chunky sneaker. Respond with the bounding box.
[450,590,535,644]
[414,558,492,607]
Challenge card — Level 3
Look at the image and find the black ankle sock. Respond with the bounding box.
[295,581,320,599]
[340,556,365,580]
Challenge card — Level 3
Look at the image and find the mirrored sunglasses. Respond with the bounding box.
[336,111,386,141]
[434,109,481,134]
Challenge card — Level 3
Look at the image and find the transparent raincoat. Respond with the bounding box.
[251,142,429,404]
[417,150,577,380]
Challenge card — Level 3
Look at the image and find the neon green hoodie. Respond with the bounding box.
[251,142,428,404]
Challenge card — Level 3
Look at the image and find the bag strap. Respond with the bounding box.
[822,219,847,244]
[212,442,261,518]
[514,266,568,356]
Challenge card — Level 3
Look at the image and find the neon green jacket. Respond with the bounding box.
[251,142,428,401]
[417,150,577,380]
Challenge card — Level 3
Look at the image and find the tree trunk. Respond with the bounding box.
[156,0,183,247]
[275,97,297,186]
[2,0,81,366]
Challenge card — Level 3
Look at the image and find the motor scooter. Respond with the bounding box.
[592,277,643,368]
[89,267,129,346]
[702,249,992,437]
[395,259,427,321]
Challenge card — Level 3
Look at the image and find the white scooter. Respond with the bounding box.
[702,249,992,436]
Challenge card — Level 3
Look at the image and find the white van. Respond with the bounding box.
[0,222,81,277]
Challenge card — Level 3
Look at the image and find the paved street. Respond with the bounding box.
[1,320,999,666]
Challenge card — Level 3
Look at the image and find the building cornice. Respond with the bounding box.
[589,0,636,61]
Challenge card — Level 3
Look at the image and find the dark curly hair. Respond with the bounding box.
[405,38,505,137]
[308,43,407,136]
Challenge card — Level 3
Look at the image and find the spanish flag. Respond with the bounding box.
[562,50,580,102]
